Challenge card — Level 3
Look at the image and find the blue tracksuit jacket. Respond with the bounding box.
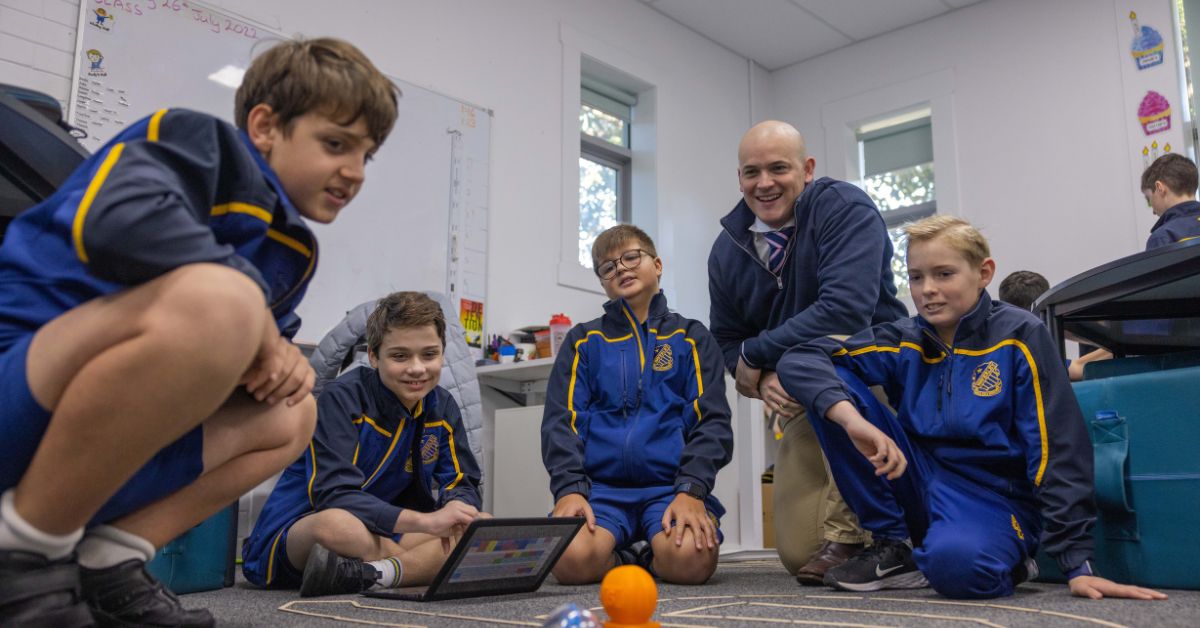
[708,177,907,374]
[541,292,733,502]
[778,292,1096,574]
[1146,200,1200,249]
[243,367,481,586]
[0,109,316,346]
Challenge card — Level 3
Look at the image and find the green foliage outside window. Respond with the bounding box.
[864,163,936,295]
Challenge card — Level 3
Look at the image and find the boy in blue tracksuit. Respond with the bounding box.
[778,215,1167,602]
[243,292,482,597]
[542,225,733,585]
[0,38,398,626]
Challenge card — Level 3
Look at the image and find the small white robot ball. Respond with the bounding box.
[543,602,600,628]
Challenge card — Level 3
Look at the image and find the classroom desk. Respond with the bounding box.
[475,358,774,557]
[476,358,556,518]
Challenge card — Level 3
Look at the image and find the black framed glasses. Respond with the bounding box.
[596,249,650,280]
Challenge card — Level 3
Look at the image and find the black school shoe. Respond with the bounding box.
[822,537,929,592]
[1011,556,1040,586]
[615,540,655,575]
[0,549,94,627]
[79,559,214,628]
[299,543,380,597]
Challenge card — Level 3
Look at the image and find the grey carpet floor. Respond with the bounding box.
[183,559,1199,627]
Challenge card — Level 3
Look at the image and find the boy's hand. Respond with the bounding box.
[758,371,802,420]
[662,493,717,550]
[1069,575,1168,600]
[827,400,906,480]
[242,317,315,405]
[735,357,762,399]
[419,501,479,553]
[552,493,595,532]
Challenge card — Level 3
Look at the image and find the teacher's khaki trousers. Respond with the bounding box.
[773,409,869,574]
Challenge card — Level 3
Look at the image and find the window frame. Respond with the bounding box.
[580,132,632,227]
[559,25,659,294]
[821,69,958,306]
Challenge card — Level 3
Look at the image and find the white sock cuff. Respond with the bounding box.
[84,524,156,562]
[1,488,83,559]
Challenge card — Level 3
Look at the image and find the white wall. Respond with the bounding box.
[770,0,1147,292]
[3,0,1174,327]
[0,0,78,107]
[0,0,755,337]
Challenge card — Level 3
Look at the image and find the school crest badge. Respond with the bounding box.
[972,361,1002,397]
[653,344,673,371]
[420,433,439,466]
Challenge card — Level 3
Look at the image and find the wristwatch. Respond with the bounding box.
[675,481,707,501]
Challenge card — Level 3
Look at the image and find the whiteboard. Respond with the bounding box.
[69,0,490,346]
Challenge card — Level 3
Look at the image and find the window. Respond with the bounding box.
[578,79,634,269]
[857,110,937,294]
[559,28,659,293]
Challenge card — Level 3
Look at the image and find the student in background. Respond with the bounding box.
[543,224,733,585]
[998,270,1049,311]
[242,292,483,597]
[777,215,1166,601]
[1069,153,1200,380]
[707,120,908,583]
[0,38,398,626]
[1144,153,1200,249]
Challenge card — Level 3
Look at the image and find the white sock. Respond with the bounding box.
[0,489,82,560]
[367,556,403,588]
[76,524,156,569]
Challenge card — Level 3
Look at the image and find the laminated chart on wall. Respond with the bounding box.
[1114,1,1188,240]
[69,0,492,345]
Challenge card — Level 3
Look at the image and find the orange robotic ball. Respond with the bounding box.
[599,565,660,628]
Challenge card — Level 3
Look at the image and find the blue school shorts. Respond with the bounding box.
[0,332,204,526]
[589,483,725,549]
[243,517,305,589]
[243,512,406,589]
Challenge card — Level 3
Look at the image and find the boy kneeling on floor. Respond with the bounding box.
[778,215,1166,601]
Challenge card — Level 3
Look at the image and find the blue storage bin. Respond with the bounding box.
[146,503,236,594]
[1037,363,1200,589]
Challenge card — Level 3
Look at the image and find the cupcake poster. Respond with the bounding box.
[1138,90,1171,135]
[1129,11,1164,70]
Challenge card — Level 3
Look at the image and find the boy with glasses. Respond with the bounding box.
[541,224,733,585]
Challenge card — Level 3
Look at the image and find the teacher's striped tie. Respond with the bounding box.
[763,226,794,274]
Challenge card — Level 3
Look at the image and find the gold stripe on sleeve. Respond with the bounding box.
[72,143,126,263]
[212,202,272,224]
[686,337,704,422]
[147,108,168,142]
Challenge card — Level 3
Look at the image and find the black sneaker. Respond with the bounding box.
[615,540,655,575]
[0,549,94,628]
[80,559,213,627]
[1011,556,1040,586]
[299,543,380,597]
[822,538,928,592]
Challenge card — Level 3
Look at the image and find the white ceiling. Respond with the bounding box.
[640,0,986,71]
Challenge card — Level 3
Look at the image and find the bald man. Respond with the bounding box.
[707,121,907,584]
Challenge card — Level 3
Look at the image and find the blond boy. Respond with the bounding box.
[777,216,1166,601]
